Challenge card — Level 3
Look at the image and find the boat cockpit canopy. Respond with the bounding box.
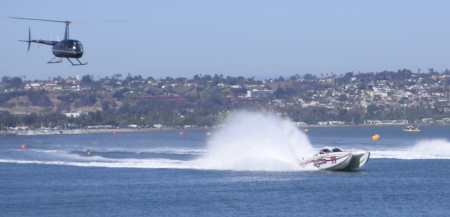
[319,148,331,154]
[332,147,343,152]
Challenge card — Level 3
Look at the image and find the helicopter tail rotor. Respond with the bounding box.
[18,28,32,51]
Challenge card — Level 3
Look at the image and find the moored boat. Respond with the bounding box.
[402,125,420,132]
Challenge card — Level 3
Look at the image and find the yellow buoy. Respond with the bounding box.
[206,132,212,136]
[304,129,309,133]
[371,134,380,141]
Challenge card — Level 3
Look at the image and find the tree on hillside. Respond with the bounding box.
[303,73,317,81]
[1,76,23,89]
[81,75,93,85]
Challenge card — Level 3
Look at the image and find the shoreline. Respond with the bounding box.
[5,126,217,136]
[3,123,446,136]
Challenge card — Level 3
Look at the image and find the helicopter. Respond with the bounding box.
[10,17,87,66]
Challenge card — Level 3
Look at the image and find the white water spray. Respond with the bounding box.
[191,111,315,171]
[409,139,450,158]
[372,138,450,159]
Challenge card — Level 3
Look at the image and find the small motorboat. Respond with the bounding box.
[299,148,370,171]
[402,125,420,132]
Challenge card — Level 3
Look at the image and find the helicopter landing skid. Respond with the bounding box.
[47,57,87,65]
[66,58,87,66]
[48,57,63,64]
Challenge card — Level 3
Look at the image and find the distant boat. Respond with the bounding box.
[402,125,421,132]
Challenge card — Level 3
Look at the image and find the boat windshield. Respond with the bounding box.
[319,148,331,154]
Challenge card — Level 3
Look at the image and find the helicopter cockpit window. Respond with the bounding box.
[63,40,83,52]
[66,41,76,50]
[72,42,83,52]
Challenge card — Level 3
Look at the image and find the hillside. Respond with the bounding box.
[1,70,450,128]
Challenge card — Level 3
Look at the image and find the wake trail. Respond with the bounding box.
[370,138,450,159]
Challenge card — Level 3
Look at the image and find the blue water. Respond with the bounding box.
[1,113,450,216]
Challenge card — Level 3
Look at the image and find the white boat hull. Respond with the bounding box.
[300,151,370,171]
[344,151,370,170]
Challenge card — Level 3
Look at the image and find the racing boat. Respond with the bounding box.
[299,148,370,171]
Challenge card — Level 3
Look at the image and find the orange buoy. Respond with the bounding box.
[113,131,117,135]
[179,132,184,136]
[20,144,27,149]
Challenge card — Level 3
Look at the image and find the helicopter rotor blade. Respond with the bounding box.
[10,17,71,24]
[10,17,92,24]
[71,21,91,24]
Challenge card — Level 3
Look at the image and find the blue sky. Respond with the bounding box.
[2,0,450,80]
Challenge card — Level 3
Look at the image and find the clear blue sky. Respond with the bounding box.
[2,0,450,80]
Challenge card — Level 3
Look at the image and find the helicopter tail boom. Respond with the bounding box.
[18,28,58,50]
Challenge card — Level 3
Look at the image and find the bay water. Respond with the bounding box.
[1,112,449,216]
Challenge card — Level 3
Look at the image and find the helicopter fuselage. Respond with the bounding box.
[52,39,84,58]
